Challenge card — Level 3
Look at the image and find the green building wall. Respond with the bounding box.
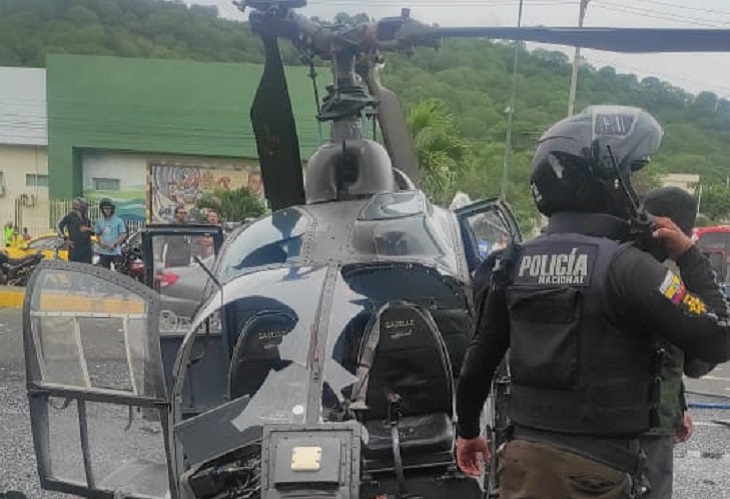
[46,54,325,199]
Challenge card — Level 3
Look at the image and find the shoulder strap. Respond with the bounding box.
[349,307,384,411]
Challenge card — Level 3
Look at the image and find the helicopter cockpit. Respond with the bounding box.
[170,262,474,498]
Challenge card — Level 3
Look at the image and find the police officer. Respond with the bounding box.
[455,105,730,499]
[640,186,717,498]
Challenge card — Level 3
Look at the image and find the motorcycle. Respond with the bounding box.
[115,244,145,282]
[0,253,44,286]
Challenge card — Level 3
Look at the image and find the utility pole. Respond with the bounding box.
[567,0,590,116]
[500,0,524,201]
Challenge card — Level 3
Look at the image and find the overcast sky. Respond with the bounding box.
[186,0,730,97]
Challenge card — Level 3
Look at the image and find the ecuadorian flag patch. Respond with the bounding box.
[658,270,686,304]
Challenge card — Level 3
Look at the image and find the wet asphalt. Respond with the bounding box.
[1,308,729,498]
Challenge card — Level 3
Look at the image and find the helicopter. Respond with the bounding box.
[20,2,730,499]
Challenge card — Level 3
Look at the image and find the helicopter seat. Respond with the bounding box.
[228,311,297,401]
[305,139,397,204]
[350,300,455,471]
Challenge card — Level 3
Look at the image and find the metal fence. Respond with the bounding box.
[0,198,146,239]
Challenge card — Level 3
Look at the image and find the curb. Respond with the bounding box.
[0,286,25,309]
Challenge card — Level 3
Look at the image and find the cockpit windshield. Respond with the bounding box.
[217,209,311,283]
[179,266,327,434]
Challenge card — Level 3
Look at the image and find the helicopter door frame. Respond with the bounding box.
[23,261,176,499]
[454,198,523,273]
[140,224,228,419]
[140,223,224,288]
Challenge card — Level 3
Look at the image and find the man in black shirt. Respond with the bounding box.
[56,197,93,264]
[456,106,730,498]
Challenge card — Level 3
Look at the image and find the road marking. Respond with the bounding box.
[693,421,730,428]
[0,288,25,309]
[682,450,730,460]
[702,375,730,382]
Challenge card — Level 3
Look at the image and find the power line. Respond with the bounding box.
[306,0,575,6]
[584,55,730,95]
[593,2,730,28]
[626,0,730,17]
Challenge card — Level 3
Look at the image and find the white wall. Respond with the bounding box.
[82,151,147,192]
[0,67,47,147]
[0,144,50,234]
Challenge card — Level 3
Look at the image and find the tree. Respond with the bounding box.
[6,0,730,222]
[196,188,267,222]
[407,99,472,205]
[699,185,730,222]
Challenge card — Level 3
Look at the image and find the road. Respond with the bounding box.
[1,308,729,498]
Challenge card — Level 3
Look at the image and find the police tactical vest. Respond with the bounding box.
[506,232,659,437]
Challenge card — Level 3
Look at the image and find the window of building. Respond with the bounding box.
[26,174,48,187]
[93,178,121,191]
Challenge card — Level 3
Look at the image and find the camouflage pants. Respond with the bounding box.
[638,435,673,499]
[497,439,632,499]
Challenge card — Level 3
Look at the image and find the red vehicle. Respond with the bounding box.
[693,226,730,283]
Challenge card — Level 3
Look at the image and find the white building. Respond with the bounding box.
[0,67,50,235]
[661,173,700,195]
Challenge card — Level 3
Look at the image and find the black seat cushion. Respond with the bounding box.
[229,311,297,400]
[360,303,453,420]
[352,301,455,463]
[363,413,454,460]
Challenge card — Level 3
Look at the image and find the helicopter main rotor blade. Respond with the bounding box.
[360,62,421,186]
[250,33,306,211]
[396,26,730,54]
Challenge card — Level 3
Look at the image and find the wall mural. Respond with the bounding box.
[149,162,264,223]
[84,189,147,223]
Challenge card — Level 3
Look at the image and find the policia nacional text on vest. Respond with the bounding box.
[505,233,661,437]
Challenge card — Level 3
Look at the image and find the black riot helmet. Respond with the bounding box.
[530,105,663,218]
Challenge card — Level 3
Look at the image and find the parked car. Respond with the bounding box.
[693,225,730,285]
[154,234,217,333]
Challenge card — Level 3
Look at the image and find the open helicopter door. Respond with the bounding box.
[141,224,226,419]
[454,198,522,273]
[23,261,176,499]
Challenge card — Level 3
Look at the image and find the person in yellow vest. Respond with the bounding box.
[3,223,13,248]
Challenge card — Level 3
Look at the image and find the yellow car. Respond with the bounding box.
[6,233,101,262]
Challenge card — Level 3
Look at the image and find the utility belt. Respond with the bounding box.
[511,425,644,476]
